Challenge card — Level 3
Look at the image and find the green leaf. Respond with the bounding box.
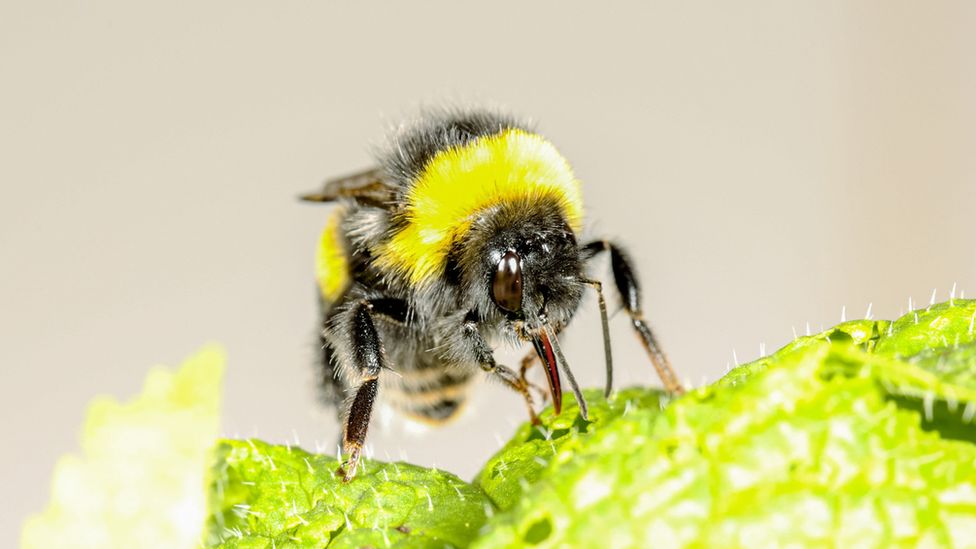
[875,299,976,357]
[719,318,890,387]
[474,387,667,511]
[908,340,976,392]
[721,300,976,417]
[36,301,976,548]
[472,303,976,548]
[21,346,225,549]
[852,300,976,445]
[205,439,493,548]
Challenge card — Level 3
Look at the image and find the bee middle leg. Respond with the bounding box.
[461,314,542,425]
[336,297,407,481]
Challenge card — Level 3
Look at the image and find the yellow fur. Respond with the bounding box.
[376,129,584,284]
[316,208,350,302]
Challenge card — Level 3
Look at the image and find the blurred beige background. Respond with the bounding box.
[2,1,975,542]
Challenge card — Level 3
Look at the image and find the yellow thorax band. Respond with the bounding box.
[376,129,584,285]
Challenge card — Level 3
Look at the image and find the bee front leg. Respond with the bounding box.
[337,298,396,482]
[583,240,685,394]
[461,314,542,425]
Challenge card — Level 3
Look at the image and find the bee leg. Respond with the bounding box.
[582,240,685,394]
[336,299,395,482]
[491,363,543,426]
[462,315,542,425]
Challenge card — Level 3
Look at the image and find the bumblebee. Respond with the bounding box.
[301,108,683,481]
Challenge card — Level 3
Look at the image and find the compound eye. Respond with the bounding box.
[491,250,523,313]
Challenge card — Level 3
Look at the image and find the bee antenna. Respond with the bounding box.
[583,278,614,397]
[543,323,589,420]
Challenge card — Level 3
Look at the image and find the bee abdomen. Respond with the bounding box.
[404,399,465,423]
[385,368,475,425]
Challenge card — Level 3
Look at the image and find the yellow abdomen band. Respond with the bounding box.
[316,208,350,303]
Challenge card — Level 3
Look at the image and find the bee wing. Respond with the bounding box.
[300,167,395,207]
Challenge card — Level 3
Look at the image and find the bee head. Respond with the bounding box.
[453,200,588,417]
[456,200,585,332]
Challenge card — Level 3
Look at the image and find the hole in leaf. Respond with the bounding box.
[572,414,593,433]
[523,516,553,544]
[526,427,548,443]
[550,428,571,440]
[826,329,854,343]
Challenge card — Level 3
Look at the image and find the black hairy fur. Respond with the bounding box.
[377,107,530,190]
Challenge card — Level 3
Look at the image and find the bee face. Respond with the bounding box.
[467,204,584,332]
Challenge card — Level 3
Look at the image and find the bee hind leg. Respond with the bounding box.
[336,298,401,481]
[582,240,684,395]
